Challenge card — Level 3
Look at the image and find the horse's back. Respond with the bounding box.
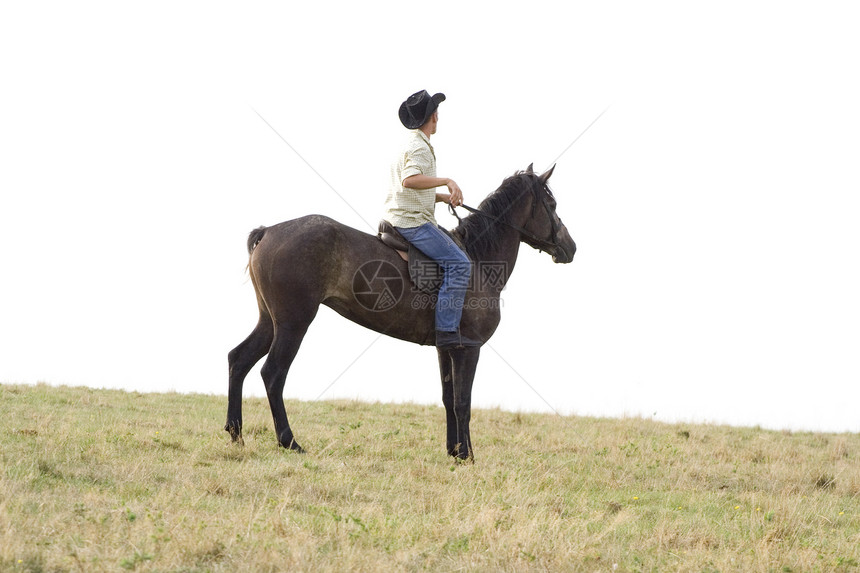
[248,215,399,310]
[252,215,371,259]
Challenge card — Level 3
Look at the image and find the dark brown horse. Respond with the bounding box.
[226,164,575,459]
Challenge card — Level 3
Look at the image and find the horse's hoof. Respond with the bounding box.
[448,443,473,462]
[280,438,305,453]
[291,443,306,454]
[225,424,244,446]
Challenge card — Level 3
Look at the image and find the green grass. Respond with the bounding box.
[1,383,859,572]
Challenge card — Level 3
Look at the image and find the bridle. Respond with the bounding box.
[448,182,562,254]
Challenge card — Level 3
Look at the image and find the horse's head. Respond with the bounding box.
[519,163,576,263]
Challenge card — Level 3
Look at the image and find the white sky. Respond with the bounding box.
[2,2,858,433]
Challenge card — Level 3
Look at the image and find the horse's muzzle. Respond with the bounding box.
[552,239,576,264]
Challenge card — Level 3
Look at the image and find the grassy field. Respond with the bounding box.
[1,383,858,572]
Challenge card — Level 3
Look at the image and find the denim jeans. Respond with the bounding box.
[396,223,471,332]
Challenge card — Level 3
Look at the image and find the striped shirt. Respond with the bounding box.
[383,129,438,228]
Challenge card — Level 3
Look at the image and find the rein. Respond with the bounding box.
[448,194,560,253]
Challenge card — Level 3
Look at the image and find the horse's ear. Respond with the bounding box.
[539,164,556,184]
[525,163,534,174]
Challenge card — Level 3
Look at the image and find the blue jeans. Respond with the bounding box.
[396,223,471,332]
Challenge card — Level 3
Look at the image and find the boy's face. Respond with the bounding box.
[427,111,439,135]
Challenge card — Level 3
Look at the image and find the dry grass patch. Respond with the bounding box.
[1,383,858,572]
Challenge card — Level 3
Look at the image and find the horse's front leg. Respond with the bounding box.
[437,347,458,456]
[448,346,481,461]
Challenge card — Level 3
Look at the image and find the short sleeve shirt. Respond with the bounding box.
[383,129,438,228]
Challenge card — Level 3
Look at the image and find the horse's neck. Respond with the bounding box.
[461,182,536,291]
[471,220,523,293]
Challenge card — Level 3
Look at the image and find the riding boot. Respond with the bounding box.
[436,329,482,349]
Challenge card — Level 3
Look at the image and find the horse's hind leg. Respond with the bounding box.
[261,316,316,452]
[225,313,273,445]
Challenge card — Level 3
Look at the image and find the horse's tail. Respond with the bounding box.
[247,226,266,255]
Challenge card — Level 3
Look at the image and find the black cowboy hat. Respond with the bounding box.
[398,90,446,129]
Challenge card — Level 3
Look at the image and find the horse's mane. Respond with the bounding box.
[454,170,550,259]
